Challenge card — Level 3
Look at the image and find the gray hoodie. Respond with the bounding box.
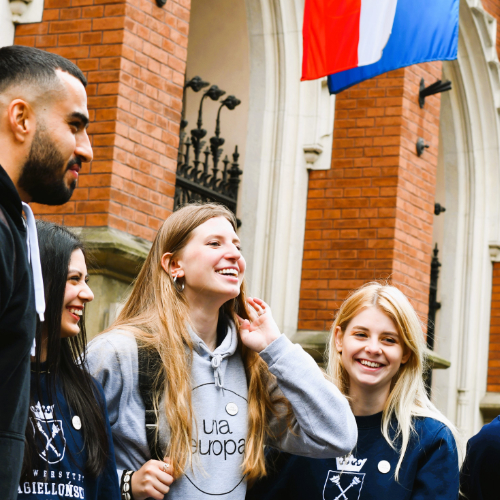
[86,323,357,499]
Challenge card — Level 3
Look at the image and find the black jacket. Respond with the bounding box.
[0,164,36,499]
[460,416,500,500]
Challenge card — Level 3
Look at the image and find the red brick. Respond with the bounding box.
[299,65,441,329]
[15,0,190,242]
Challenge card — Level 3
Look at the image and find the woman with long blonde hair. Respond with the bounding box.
[86,203,356,500]
[248,282,461,500]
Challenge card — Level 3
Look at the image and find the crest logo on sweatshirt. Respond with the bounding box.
[323,456,366,500]
[30,402,67,464]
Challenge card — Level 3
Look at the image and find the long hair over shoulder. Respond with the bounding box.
[22,221,109,478]
[108,203,287,481]
[326,282,462,479]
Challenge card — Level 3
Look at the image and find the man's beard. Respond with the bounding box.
[18,126,79,205]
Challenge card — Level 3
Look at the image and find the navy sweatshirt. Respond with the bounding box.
[0,164,36,499]
[18,366,121,500]
[248,412,459,500]
[460,416,500,500]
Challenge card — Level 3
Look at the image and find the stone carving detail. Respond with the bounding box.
[9,0,34,23]
[468,0,500,116]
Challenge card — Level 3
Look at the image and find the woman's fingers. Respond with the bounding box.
[246,298,260,319]
[248,297,270,313]
[143,484,168,500]
[158,459,175,485]
[131,460,175,500]
[252,297,270,310]
[247,297,267,320]
[150,477,171,495]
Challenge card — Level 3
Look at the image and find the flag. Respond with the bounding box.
[302,0,460,94]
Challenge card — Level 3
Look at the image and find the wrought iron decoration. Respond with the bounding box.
[434,203,446,216]
[425,243,442,393]
[419,78,452,108]
[174,76,243,225]
[426,243,442,352]
[416,137,429,157]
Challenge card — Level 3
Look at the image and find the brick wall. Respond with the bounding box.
[15,0,190,240]
[298,62,442,331]
[487,263,500,391]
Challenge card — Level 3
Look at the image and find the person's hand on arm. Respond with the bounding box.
[131,459,175,500]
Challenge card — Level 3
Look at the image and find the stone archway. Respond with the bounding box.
[432,0,500,436]
[240,0,335,336]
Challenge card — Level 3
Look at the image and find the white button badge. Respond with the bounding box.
[72,415,82,430]
[226,403,238,416]
[378,460,391,474]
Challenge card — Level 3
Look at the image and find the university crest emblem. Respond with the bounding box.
[30,402,66,464]
[323,455,366,500]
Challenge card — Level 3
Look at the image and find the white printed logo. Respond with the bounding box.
[30,402,66,464]
[323,455,366,500]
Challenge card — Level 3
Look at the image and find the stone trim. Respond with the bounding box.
[479,392,500,422]
[72,227,151,282]
[490,242,500,262]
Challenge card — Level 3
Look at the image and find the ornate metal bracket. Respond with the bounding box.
[416,137,429,156]
[434,203,446,216]
[425,243,442,393]
[175,76,243,225]
[419,78,452,108]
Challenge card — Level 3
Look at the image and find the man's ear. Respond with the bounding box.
[160,252,184,278]
[8,99,34,143]
[334,326,344,353]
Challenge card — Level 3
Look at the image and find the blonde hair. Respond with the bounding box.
[326,282,461,479]
[107,203,287,482]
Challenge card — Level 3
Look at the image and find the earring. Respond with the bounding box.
[173,275,185,293]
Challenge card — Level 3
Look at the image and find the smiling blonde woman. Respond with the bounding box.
[86,203,357,500]
[248,282,462,500]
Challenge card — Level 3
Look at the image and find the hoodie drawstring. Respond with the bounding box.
[211,354,224,389]
[22,202,45,356]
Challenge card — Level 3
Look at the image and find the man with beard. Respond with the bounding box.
[0,45,92,499]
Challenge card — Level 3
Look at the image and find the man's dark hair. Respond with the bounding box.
[0,45,87,93]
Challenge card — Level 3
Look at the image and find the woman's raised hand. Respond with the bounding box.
[237,297,281,352]
[131,459,175,500]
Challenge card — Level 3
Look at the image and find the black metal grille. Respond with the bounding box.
[174,77,243,224]
[425,243,442,393]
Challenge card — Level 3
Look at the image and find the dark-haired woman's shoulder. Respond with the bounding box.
[460,416,500,500]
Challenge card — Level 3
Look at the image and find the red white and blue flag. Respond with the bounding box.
[302,0,460,94]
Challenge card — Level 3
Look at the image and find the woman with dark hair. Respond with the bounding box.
[18,220,120,499]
